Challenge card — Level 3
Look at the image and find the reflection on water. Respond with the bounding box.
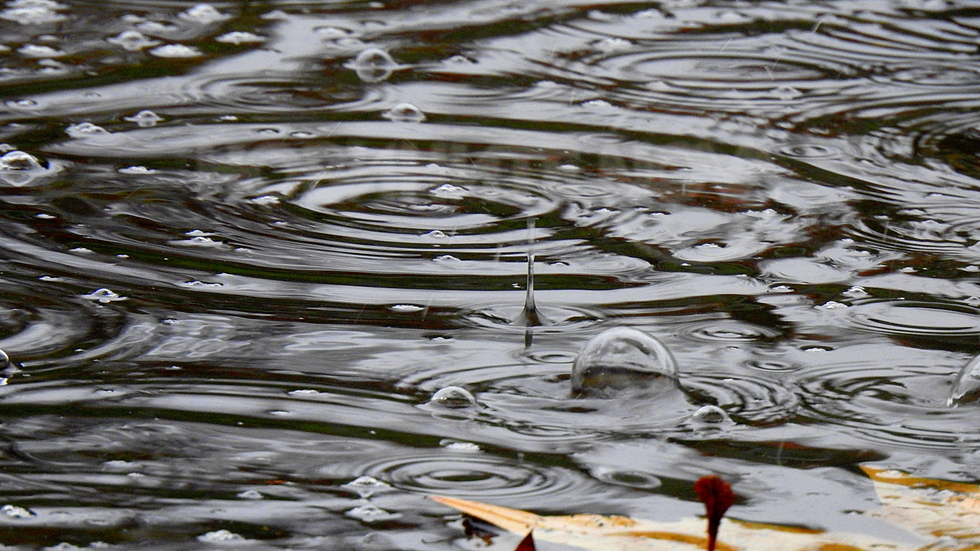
[2,0,980,548]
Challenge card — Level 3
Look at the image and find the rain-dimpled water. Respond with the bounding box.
[1,0,980,548]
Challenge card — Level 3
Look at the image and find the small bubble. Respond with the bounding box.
[428,386,476,409]
[345,504,400,522]
[772,85,802,100]
[107,30,160,51]
[173,236,225,248]
[66,122,109,138]
[343,476,392,498]
[150,44,203,58]
[842,286,869,299]
[196,530,246,543]
[690,405,732,424]
[6,99,37,108]
[215,31,264,44]
[81,288,127,303]
[440,439,481,452]
[17,44,64,57]
[382,102,425,122]
[591,37,632,52]
[422,230,447,238]
[347,47,397,82]
[287,389,321,396]
[123,110,163,127]
[118,166,156,174]
[430,183,465,196]
[179,4,231,24]
[1,504,35,519]
[0,2,66,25]
[434,255,461,263]
[0,150,42,171]
[390,304,424,312]
[0,349,8,369]
[237,489,264,499]
[315,26,350,38]
[249,195,280,206]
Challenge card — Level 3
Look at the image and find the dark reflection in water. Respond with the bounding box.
[2,0,980,548]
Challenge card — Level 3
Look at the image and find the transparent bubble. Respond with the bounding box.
[0,349,8,369]
[428,386,477,409]
[179,3,230,24]
[0,150,51,186]
[690,405,733,425]
[347,47,397,82]
[0,2,66,25]
[18,44,64,58]
[382,102,426,122]
[123,110,163,127]
[346,504,400,522]
[81,288,127,303]
[150,44,202,58]
[0,150,42,172]
[571,327,678,396]
[949,353,980,407]
[1,504,34,519]
[107,30,161,51]
[196,530,245,543]
[215,31,264,44]
[66,122,109,138]
[342,475,392,498]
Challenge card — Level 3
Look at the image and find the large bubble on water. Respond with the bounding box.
[0,150,59,187]
[949,353,980,406]
[571,327,678,397]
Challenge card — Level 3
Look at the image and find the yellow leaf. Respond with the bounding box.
[861,466,980,546]
[430,494,917,551]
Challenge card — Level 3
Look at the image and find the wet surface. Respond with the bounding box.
[2,0,980,548]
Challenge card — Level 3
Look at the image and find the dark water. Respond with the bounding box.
[1,0,980,548]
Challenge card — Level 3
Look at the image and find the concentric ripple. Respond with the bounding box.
[845,299,980,347]
[792,344,980,449]
[351,449,588,500]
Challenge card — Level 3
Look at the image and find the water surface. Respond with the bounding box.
[2,0,980,548]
